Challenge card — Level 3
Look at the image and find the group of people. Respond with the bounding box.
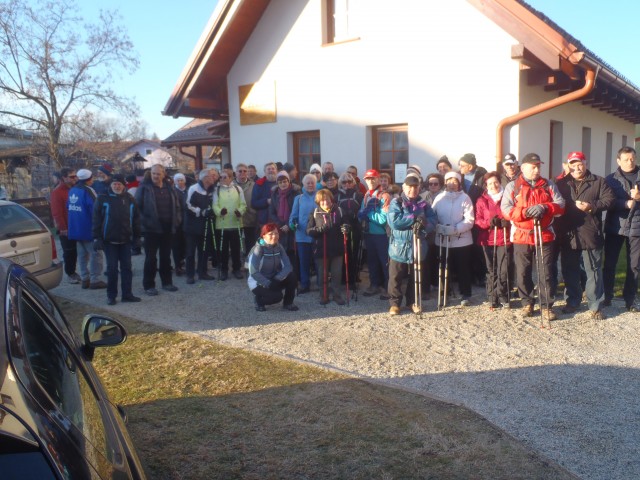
[48,146,640,323]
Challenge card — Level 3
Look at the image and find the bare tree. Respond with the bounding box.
[0,0,139,166]
[64,111,149,144]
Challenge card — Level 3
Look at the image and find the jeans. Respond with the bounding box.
[603,233,640,306]
[76,240,104,283]
[59,234,77,276]
[143,232,173,289]
[562,247,604,311]
[104,242,133,300]
[514,242,555,307]
[365,233,389,289]
[297,242,316,290]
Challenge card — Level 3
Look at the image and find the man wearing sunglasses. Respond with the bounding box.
[50,167,81,284]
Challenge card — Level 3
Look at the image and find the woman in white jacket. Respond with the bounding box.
[431,171,475,305]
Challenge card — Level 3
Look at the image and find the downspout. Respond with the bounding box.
[496,66,598,167]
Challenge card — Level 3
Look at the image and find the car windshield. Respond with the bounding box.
[0,204,46,240]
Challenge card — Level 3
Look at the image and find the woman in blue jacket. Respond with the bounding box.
[289,174,317,294]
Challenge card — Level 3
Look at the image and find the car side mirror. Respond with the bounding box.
[81,314,127,360]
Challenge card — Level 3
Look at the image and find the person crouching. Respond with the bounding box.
[247,223,299,312]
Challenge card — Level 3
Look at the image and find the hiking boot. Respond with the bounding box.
[186,277,195,285]
[491,302,503,309]
[378,287,390,300]
[411,304,422,314]
[521,304,534,317]
[162,284,178,292]
[219,271,228,281]
[545,308,557,321]
[90,281,107,289]
[460,296,471,307]
[389,305,401,316]
[602,298,612,307]
[145,288,158,296]
[175,266,185,276]
[562,305,579,314]
[319,296,330,305]
[333,295,346,306]
[255,304,266,312]
[283,303,299,311]
[107,298,117,305]
[81,279,90,289]
[298,287,311,295]
[627,304,640,313]
[121,295,141,303]
[591,310,606,320]
[198,273,215,281]
[232,270,244,280]
[362,286,378,297]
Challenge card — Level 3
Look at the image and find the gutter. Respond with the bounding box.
[496,66,597,166]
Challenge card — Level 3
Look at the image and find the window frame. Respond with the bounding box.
[292,130,321,181]
[372,124,409,183]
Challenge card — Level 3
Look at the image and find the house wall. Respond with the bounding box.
[518,78,635,179]
[227,0,522,176]
[226,0,635,179]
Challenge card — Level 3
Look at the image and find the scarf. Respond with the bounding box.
[277,186,291,224]
[489,187,503,204]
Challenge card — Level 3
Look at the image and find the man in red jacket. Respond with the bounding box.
[501,153,565,321]
[50,167,81,284]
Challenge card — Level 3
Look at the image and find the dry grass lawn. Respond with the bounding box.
[57,296,575,480]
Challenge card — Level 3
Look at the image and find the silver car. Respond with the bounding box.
[0,200,63,289]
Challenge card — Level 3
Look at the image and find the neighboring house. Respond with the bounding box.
[70,139,176,171]
[161,118,230,171]
[0,124,51,198]
[163,0,640,181]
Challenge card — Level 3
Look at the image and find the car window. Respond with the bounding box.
[0,204,47,240]
[17,291,114,475]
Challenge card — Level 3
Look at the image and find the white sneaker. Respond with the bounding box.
[460,297,471,307]
[67,275,80,284]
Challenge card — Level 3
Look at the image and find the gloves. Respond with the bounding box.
[500,219,510,228]
[269,279,282,290]
[435,224,446,235]
[341,224,351,234]
[234,210,242,218]
[525,204,547,219]
[414,216,426,228]
[93,238,103,252]
[134,237,143,248]
[317,223,329,233]
[289,222,297,231]
[490,216,501,228]
[220,207,228,216]
[203,207,214,219]
[436,225,455,236]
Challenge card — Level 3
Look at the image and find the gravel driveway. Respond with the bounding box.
[53,253,640,480]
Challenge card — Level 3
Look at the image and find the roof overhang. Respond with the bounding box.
[469,0,640,123]
[163,0,271,120]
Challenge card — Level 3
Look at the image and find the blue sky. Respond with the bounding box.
[83,0,638,140]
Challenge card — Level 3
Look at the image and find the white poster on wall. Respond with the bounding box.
[394,163,407,183]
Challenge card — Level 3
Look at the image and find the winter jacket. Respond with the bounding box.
[336,187,363,224]
[235,179,257,227]
[289,188,317,243]
[556,171,615,249]
[247,239,292,290]
[474,191,511,247]
[184,181,214,236]
[50,182,71,233]
[501,175,565,245]
[213,183,247,230]
[357,187,390,235]
[306,205,349,259]
[268,184,301,251]
[92,180,110,196]
[604,167,640,237]
[134,178,182,234]
[463,166,487,204]
[387,194,436,264]
[92,190,141,244]
[431,190,475,248]
[251,176,276,226]
[67,182,97,241]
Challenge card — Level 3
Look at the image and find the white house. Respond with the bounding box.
[163,0,640,181]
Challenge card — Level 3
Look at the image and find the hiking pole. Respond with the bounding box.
[492,226,498,308]
[218,219,225,281]
[532,220,546,328]
[343,228,350,306]
[238,216,246,277]
[535,220,551,328]
[413,224,422,318]
[354,223,366,302]
[437,233,444,310]
[443,235,450,308]
[323,229,328,306]
[503,225,510,305]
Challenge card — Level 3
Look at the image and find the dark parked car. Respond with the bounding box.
[0,258,146,479]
